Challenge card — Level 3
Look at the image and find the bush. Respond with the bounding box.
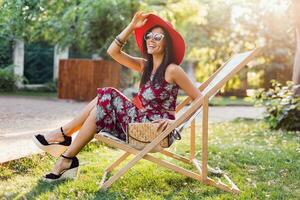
[254,80,300,131]
[0,65,23,92]
[18,80,57,93]
[43,79,58,92]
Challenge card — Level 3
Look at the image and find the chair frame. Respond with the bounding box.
[94,48,263,194]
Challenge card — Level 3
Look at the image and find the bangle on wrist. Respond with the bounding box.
[114,38,123,47]
[116,36,126,45]
[115,36,127,48]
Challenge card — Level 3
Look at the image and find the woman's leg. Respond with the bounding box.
[50,106,97,175]
[45,96,98,143]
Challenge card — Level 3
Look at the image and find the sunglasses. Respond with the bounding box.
[144,32,165,42]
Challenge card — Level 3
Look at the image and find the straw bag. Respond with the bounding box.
[127,122,181,151]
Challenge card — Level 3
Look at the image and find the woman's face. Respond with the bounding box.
[145,27,166,55]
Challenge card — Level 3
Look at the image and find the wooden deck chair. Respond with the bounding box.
[94,48,263,194]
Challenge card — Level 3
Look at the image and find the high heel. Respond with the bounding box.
[43,154,79,182]
[33,127,72,157]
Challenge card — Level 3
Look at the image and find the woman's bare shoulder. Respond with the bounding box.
[166,63,182,72]
[165,63,183,84]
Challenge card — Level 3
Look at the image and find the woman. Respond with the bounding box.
[33,11,202,182]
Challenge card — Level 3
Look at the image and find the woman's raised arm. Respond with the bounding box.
[107,11,150,72]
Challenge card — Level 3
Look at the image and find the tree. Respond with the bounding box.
[140,0,290,95]
[0,0,296,93]
[291,0,300,95]
[0,0,139,57]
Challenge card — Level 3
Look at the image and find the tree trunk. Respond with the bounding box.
[292,0,300,95]
[186,60,196,84]
[293,29,300,94]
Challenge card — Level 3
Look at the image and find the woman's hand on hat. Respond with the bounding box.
[152,118,175,132]
[130,11,150,30]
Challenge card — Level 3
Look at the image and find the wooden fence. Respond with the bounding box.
[58,59,121,101]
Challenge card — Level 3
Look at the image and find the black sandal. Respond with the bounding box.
[33,127,72,157]
[43,154,79,182]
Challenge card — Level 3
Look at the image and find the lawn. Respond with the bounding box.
[0,119,299,199]
[177,95,254,106]
[0,91,57,99]
[208,96,254,106]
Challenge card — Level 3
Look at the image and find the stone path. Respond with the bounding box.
[0,96,86,163]
[0,96,264,163]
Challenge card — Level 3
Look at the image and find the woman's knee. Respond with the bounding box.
[97,87,119,94]
[92,96,98,106]
[89,106,97,118]
[87,96,97,107]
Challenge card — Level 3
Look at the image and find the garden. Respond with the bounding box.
[0,0,299,199]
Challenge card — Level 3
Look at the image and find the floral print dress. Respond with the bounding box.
[95,74,180,141]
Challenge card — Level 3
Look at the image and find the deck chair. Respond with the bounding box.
[94,48,263,194]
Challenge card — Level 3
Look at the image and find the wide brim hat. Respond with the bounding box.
[134,14,185,65]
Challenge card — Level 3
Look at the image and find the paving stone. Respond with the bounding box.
[0,96,264,163]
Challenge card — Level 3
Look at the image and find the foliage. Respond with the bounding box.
[0,65,24,92]
[0,120,299,199]
[0,0,139,59]
[254,80,300,131]
[0,38,13,68]
[75,0,139,58]
[140,0,295,93]
[0,0,297,92]
[44,79,57,92]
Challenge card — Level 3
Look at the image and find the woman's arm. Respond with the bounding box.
[167,64,203,100]
[153,64,203,131]
[107,11,150,72]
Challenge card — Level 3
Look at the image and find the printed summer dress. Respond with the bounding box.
[95,74,180,141]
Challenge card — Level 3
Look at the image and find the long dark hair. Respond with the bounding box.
[139,26,175,88]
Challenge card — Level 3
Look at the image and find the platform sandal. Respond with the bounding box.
[33,127,72,157]
[43,154,79,182]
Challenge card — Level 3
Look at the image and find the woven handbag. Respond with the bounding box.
[127,122,181,151]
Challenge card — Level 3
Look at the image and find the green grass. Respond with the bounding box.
[177,95,254,106]
[0,91,57,99]
[0,119,299,199]
[209,96,254,106]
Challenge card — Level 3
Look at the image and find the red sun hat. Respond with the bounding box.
[134,14,185,65]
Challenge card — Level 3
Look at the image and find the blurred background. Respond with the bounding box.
[0,0,299,99]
